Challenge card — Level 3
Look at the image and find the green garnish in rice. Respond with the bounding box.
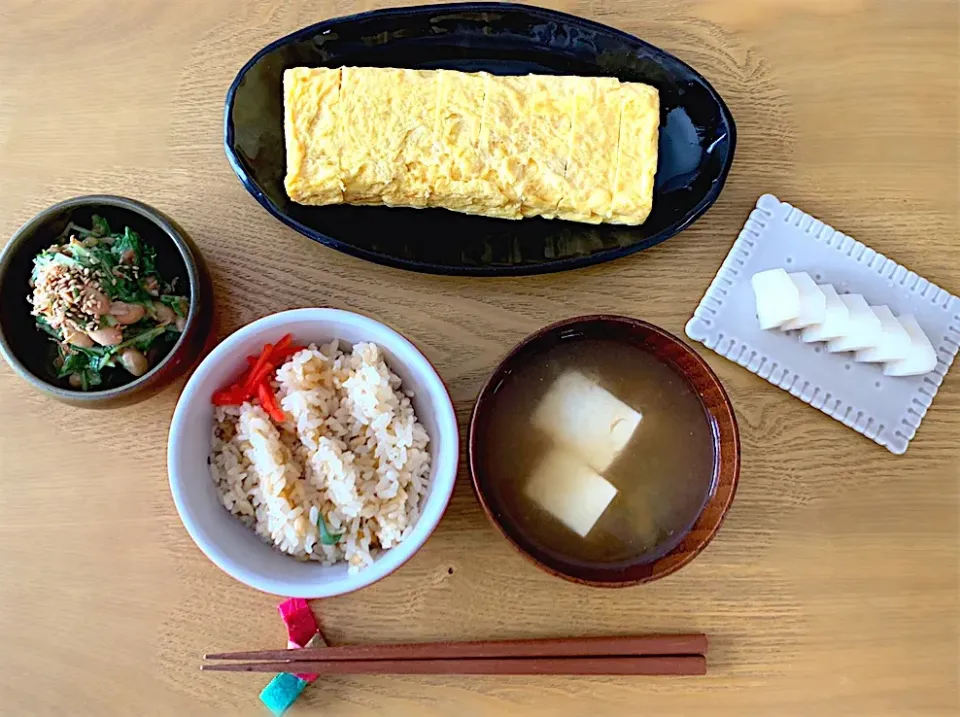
[209,341,431,573]
[317,516,343,545]
[28,214,190,390]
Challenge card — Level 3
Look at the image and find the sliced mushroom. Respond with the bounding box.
[62,323,94,348]
[118,347,149,377]
[108,301,146,325]
[68,373,84,388]
[79,286,111,316]
[152,301,176,325]
[87,326,123,346]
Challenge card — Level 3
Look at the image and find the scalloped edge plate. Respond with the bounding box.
[686,194,959,454]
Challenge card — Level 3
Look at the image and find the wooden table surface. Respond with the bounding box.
[1,0,957,714]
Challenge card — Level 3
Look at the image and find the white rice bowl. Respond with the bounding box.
[210,341,431,572]
[167,308,459,598]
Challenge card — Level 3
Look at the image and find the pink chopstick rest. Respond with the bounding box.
[277,598,325,681]
[278,598,320,647]
[290,634,326,681]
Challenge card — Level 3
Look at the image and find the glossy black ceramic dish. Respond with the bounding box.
[225,3,736,275]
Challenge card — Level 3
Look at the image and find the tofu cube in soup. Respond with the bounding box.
[883,315,938,377]
[801,284,850,343]
[751,269,800,330]
[524,449,618,538]
[827,295,882,353]
[779,273,827,330]
[531,371,642,473]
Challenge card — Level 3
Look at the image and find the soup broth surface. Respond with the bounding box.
[480,336,716,567]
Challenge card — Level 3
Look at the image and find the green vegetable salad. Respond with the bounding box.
[28,215,190,390]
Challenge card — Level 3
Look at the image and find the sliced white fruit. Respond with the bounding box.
[751,268,800,330]
[883,315,938,377]
[855,306,912,363]
[780,273,827,330]
[531,371,642,473]
[801,284,850,343]
[827,295,882,353]
[524,449,618,538]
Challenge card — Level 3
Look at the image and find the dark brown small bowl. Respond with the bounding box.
[468,315,740,587]
[0,195,213,408]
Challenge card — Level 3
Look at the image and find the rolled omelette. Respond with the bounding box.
[283,67,660,225]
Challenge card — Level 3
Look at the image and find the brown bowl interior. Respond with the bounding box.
[0,196,213,408]
[468,315,740,587]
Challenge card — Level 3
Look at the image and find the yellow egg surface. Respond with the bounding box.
[283,66,659,225]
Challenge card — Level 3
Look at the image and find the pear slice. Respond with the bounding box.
[883,315,938,377]
[827,295,881,353]
[855,306,911,363]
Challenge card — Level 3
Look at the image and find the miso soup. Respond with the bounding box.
[476,335,716,567]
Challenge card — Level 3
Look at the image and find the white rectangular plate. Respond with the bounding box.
[686,194,959,454]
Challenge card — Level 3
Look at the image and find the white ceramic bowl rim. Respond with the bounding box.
[167,308,459,597]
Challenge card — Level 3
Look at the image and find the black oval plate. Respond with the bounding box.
[225,2,736,276]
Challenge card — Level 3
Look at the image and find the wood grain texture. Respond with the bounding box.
[0,0,957,715]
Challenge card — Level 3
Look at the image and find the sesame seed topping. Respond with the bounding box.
[31,260,107,335]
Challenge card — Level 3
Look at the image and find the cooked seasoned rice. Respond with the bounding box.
[209,341,431,572]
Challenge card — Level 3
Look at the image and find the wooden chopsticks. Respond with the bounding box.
[203,634,708,676]
[203,655,706,675]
